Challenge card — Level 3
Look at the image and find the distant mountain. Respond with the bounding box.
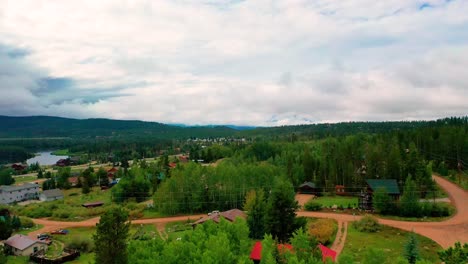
[0,116,238,139]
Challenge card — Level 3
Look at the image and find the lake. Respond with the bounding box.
[26,151,69,166]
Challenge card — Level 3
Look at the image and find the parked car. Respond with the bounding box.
[37,233,50,240]
[51,229,69,235]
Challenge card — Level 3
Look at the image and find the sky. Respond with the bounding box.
[0,0,467,126]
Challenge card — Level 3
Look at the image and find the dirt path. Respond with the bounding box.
[30,175,467,253]
[298,175,468,250]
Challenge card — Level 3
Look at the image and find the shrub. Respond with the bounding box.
[304,200,323,211]
[308,219,336,245]
[18,217,34,228]
[352,215,381,233]
[66,236,94,253]
[421,202,451,217]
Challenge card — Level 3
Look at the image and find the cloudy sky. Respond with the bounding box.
[0,0,467,126]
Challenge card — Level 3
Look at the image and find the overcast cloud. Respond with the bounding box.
[0,0,467,126]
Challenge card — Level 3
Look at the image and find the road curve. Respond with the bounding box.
[30,175,467,249]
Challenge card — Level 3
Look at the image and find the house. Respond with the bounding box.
[68,177,79,187]
[179,156,189,163]
[56,159,69,167]
[168,162,177,169]
[39,189,64,202]
[82,201,104,208]
[11,163,27,171]
[298,182,320,195]
[0,183,39,204]
[359,179,400,210]
[335,185,346,196]
[249,242,336,263]
[192,209,246,226]
[4,234,48,256]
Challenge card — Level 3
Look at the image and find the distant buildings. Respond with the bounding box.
[359,179,400,210]
[0,183,39,204]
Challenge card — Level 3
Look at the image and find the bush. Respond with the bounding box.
[308,219,336,245]
[421,202,451,217]
[66,236,94,253]
[304,200,323,211]
[18,217,34,228]
[352,215,381,233]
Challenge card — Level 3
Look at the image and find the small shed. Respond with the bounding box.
[4,234,48,256]
[82,201,104,208]
[39,189,64,202]
[335,185,346,196]
[298,182,320,195]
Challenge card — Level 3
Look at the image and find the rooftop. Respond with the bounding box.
[5,234,44,251]
[366,179,400,194]
[0,183,38,192]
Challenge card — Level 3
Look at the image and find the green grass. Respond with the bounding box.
[447,173,468,190]
[15,224,43,235]
[6,256,29,264]
[51,149,69,155]
[45,241,64,258]
[13,175,38,184]
[342,224,441,263]
[68,253,94,264]
[313,196,358,208]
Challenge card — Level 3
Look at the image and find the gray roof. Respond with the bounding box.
[299,182,316,188]
[5,234,44,251]
[366,179,400,194]
[41,189,64,198]
[0,183,39,192]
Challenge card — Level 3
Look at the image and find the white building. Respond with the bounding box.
[0,183,39,204]
[39,189,64,202]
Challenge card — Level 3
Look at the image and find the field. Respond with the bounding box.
[13,175,39,184]
[341,224,442,263]
[313,196,358,208]
[51,149,70,156]
[11,187,148,221]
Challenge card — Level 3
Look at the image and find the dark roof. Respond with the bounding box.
[5,234,45,251]
[299,182,316,189]
[82,201,104,207]
[41,189,63,198]
[366,179,400,194]
[193,209,246,225]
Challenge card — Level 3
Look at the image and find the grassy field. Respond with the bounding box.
[341,224,441,263]
[13,175,38,184]
[51,149,70,155]
[5,256,29,264]
[68,253,94,264]
[15,224,44,235]
[313,196,358,208]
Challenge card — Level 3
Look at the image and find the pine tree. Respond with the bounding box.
[404,232,419,264]
[400,176,421,217]
[244,189,267,239]
[265,179,300,242]
[93,207,130,264]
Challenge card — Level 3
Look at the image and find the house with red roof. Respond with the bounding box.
[4,234,48,256]
[168,162,177,169]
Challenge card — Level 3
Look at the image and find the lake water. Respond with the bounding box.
[26,151,69,166]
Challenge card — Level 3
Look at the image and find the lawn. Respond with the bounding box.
[51,149,70,155]
[15,224,44,235]
[6,256,29,264]
[341,224,441,263]
[313,196,358,208]
[68,253,94,264]
[13,175,38,184]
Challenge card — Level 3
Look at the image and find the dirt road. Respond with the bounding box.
[298,175,468,249]
[30,175,467,252]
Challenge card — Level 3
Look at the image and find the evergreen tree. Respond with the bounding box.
[404,233,419,264]
[244,189,267,239]
[400,176,421,217]
[82,178,91,194]
[0,215,12,240]
[373,187,394,215]
[438,242,468,264]
[265,179,300,242]
[11,215,21,230]
[0,245,7,264]
[93,207,130,264]
[37,169,44,179]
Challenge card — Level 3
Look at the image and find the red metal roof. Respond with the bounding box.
[169,162,177,168]
[249,241,294,261]
[108,167,118,173]
[319,244,336,262]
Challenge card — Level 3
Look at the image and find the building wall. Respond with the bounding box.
[0,186,39,204]
[39,194,64,202]
[10,242,47,256]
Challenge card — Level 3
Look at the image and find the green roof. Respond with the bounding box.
[366,179,400,194]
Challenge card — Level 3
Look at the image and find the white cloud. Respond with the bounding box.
[0,0,467,125]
